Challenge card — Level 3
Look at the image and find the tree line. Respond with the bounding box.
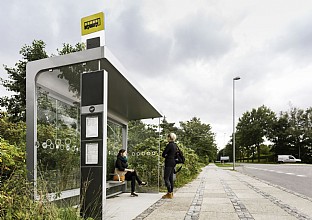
[218,105,312,164]
[2,39,312,166]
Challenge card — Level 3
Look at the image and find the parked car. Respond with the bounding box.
[277,155,301,163]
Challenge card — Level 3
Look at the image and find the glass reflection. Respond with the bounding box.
[36,87,80,193]
[127,147,159,193]
[35,61,100,194]
[106,120,160,193]
[106,121,123,180]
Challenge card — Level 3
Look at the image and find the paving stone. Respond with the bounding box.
[134,164,312,220]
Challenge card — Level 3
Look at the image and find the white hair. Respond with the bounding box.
[168,133,177,141]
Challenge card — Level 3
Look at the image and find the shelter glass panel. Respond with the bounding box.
[36,89,80,193]
[35,61,99,196]
[126,123,160,193]
[106,121,124,180]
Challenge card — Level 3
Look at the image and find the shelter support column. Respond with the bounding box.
[80,70,107,220]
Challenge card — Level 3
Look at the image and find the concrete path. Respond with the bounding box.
[106,164,312,220]
[105,192,161,219]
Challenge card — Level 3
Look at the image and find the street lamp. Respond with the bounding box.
[233,76,241,170]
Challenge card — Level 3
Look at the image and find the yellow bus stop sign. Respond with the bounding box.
[81,12,104,36]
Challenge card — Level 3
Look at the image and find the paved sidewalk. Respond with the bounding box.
[133,164,312,220]
[105,192,161,219]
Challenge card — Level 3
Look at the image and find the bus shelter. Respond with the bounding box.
[26,46,162,219]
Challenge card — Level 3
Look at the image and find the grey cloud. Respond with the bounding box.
[106,3,172,78]
[171,11,235,63]
[273,14,312,63]
[1,0,108,55]
[107,5,235,78]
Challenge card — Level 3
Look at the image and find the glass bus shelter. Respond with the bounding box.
[26,46,162,215]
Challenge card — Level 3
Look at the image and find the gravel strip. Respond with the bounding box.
[184,168,207,220]
[220,179,255,220]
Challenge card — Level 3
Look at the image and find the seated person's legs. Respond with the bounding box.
[125,171,147,196]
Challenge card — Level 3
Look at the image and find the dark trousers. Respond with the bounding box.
[164,166,175,193]
[125,170,142,193]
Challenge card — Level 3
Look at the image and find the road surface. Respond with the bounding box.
[236,163,312,198]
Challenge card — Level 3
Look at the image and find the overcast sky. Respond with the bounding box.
[1,0,312,148]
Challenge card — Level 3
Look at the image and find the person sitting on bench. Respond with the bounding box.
[115,149,147,197]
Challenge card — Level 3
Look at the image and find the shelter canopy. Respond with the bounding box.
[28,46,162,121]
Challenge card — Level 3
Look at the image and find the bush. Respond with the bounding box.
[174,144,202,187]
[0,137,26,183]
[0,112,26,148]
[128,138,202,191]
[0,123,85,219]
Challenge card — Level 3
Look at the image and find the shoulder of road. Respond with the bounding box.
[105,163,312,220]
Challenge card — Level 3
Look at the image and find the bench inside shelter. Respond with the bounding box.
[106,170,127,198]
[106,181,126,198]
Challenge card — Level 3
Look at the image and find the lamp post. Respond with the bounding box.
[233,76,240,170]
[223,133,226,157]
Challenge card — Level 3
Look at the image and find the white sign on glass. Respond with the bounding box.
[86,116,98,138]
[86,143,98,164]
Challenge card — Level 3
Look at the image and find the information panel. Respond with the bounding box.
[86,143,99,164]
[86,116,99,138]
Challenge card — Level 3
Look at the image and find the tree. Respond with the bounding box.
[179,117,217,164]
[270,107,312,163]
[128,120,159,148]
[0,41,85,123]
[236,105,276,162]
[269,114,292,157]
[160,116,179,137]
[127,119,202,188]
[0,40,48,122]
[56,43,85,55]
[303,108,312,163]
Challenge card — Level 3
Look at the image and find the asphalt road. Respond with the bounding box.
[236,163,312,199]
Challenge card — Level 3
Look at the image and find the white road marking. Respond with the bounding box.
[296,175,307,177]
[245,166,307,178]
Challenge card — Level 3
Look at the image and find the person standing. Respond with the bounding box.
[115,149,147,197]
[161,133,177,199]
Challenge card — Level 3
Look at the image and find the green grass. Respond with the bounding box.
[214,162,234,167]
